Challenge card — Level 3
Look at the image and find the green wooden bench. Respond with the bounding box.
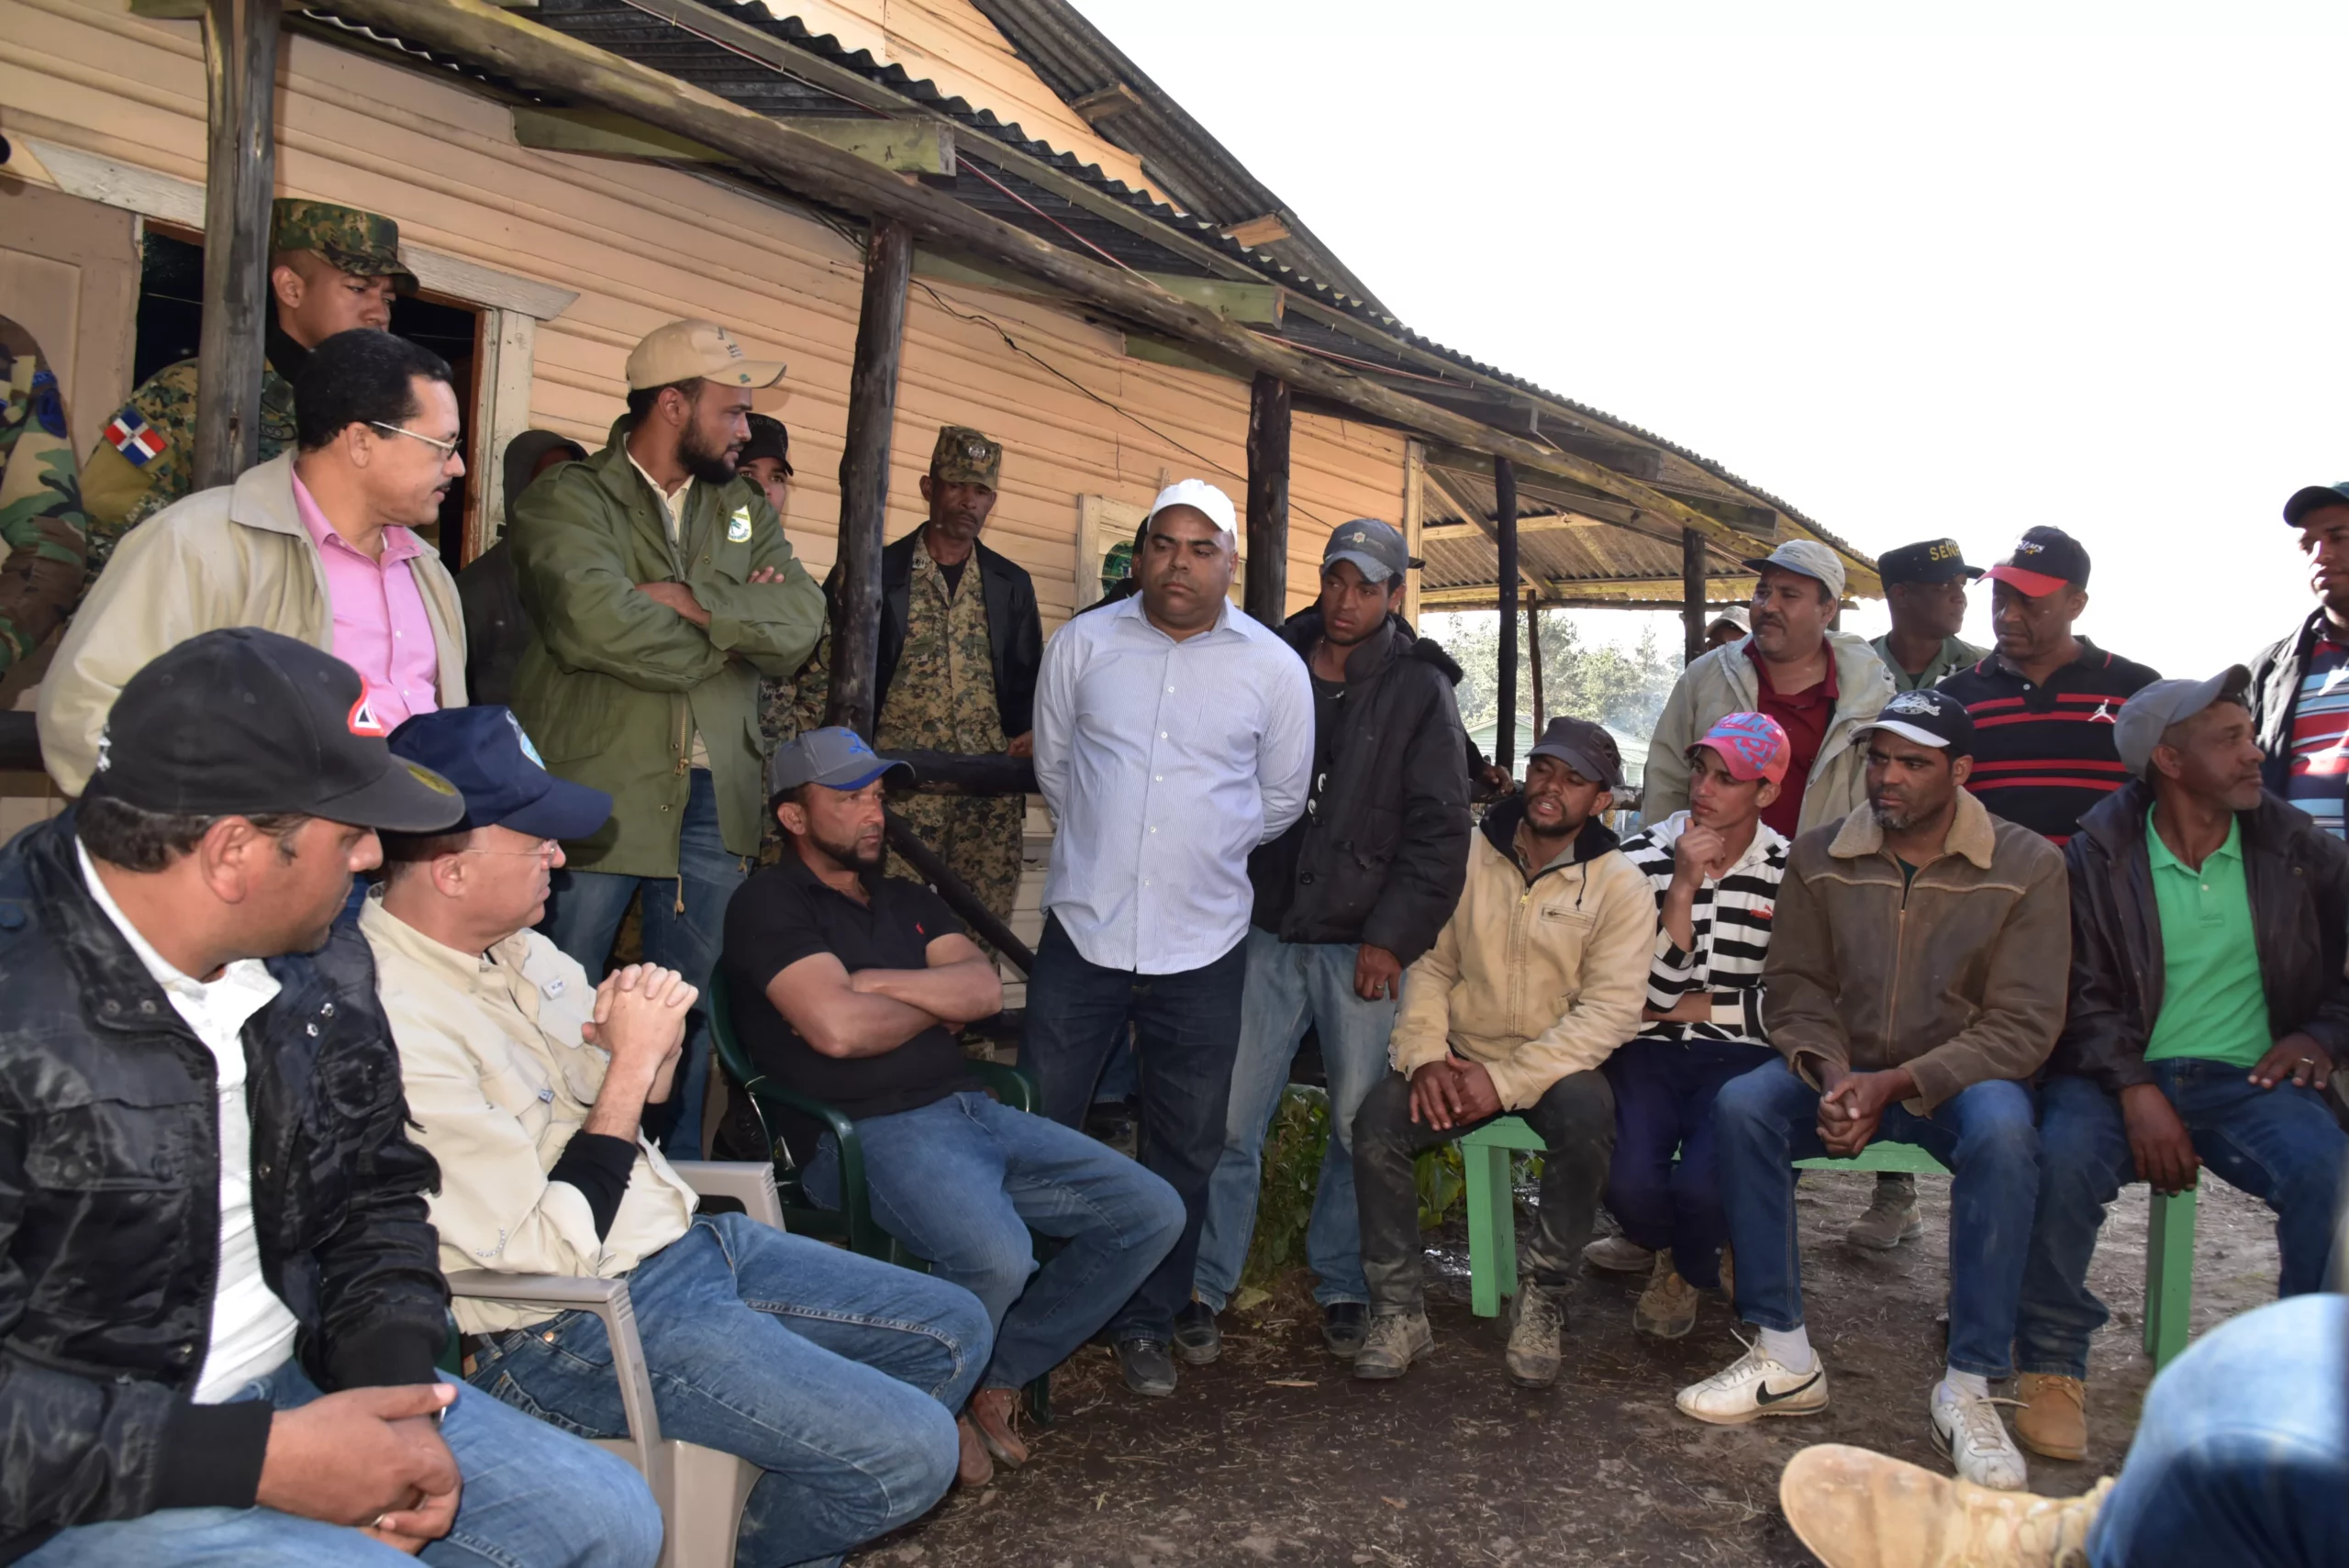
[1456,1115,2199,1368]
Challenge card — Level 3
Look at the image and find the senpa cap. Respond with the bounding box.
[1862,688,1976,758]
[1527,716,1625,791]
[625,319,786,392]
[1877,538,1983,587]
[386,707,613,841]
[2112,667,2253,776]
[1984,526,2091,598]
[87,628,463,833]
[1145,478,1238,539]
[767,727,912,798]
[1690,711,1791,785]
[1322,517,1419,584]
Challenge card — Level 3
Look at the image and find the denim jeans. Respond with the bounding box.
[540,768,748,1157]
[802,1090,1185,1389]
[21,1361,662,1568]
[467,1213,989,1568]
[1193,929,1397,1312]
[1020,914,1248,1340]
[1600,1037,1778,1291]
[2017,1064,2347,1380]
[1713,1058,2038,1378]
[2087,1292,2349,1568]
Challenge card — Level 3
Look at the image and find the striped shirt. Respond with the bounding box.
[1936,639,2161,845]
[1618,811,1788,1048]
[2284,627,2349,840]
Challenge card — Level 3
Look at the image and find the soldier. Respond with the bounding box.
[79,198,413,579]
[0,316,89,677]
[794,425,1042,924]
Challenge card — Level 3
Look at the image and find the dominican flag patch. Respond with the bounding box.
[104,408,167,467]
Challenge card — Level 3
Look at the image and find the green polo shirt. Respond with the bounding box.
[2143,809,2271,1067]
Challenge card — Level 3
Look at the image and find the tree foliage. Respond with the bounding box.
[1435,611,1681,741]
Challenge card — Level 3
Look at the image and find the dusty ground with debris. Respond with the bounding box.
[863,1170,2283,1567]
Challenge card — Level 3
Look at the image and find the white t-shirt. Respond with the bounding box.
[78,842,301,1402]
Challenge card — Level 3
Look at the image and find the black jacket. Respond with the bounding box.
[0,815,446,1562]
[1246,610,1471,965]
[2049,778,2349,1094]
[827,528,1044,740]
[2248,608,2325,797]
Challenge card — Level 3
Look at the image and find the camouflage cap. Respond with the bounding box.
[930,425,1001,489]
[271,198,417,293]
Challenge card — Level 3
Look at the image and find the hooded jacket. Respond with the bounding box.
[1247,609,1471,964]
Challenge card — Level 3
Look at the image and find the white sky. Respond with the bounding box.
[1074,0,2347,673]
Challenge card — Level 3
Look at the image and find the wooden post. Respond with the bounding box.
[193,0,282,491]
[1244,371,1290,628]
[1527,597,1545,736]
[1399,439,1426,628]
[828,217,914,740]
[1682,526,1709,665]
[1494,457,1519,773]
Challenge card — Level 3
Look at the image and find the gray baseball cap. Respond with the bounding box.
[1741,539,1847,602]
[1322,517,1419,584]
[1526,716,1625,791]
[766,726,911,797]
[2114,667,2253,775]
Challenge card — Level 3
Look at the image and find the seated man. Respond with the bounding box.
[4,629,659,1568]
[364,708,992,1563]
[721,728,1186,1475]
[1597,713,1793,1339]
[1677,689,2067,1494]
[1352,717,1653,1388]
[2013,668,2348,1463]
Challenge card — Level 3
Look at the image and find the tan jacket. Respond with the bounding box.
[360,897,696,1335]
[1389,801,1653,1109]
[38,453,466,796]
[1764,789,2069,1113]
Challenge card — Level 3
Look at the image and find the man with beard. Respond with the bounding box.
[507,319,825,1157]
[41,330,470,796]
[1678,689,2066,1497]
[1182,519,1470,1365]
[2249,483,2349,840]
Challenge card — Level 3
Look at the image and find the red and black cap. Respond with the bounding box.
[1984,526,2090,598]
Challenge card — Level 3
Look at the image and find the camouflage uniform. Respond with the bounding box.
[0,317,90,675]
[79,199,415,583]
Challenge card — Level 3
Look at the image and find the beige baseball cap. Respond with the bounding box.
[625,319,787,392]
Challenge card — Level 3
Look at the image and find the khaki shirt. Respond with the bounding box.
[361,897,696,1334]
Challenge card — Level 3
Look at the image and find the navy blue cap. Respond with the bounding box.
[767,726,911,796]
[2284,483,2349,528]
[385,706,612,840]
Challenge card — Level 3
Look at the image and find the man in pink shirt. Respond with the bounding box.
[42,330,469,796]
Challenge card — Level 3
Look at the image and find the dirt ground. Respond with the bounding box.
[862,1171,2284,1568]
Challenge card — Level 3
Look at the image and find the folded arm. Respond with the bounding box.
[846,932,1002,1026]
[767,951,950,1059]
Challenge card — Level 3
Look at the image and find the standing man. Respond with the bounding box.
[2012,670,2348,1463]
[1647,539,1894,839]
[0,315,88,678]
[81,200,412,576]
[1675,690,2066,1494]
[2248,482,2349,840]
[1871,538,1987,692]
[1025,478,1312,1397]
[508,318,826,1158]
[1351,718,1652,1387]
[456,429,587,707]
[793,426,1041,924]
[1182,519,1471,1365]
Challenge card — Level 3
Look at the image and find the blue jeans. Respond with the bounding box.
[2087,1292,2349,1568]
[467,1213,988,1568]
[2017,1064,2346,1379]
[1194,929,1396,1311]
[540,768,747,1158]
[1714,1058,2039,1378]
[1020,914,1248,1340]
[804,1091,1185,1389]
[21,1361,660,1568]
[1601,1037,1778,1291]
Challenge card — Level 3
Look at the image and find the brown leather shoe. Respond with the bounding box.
[2012,1373,2087,1462]
[967,1386,1030,1470]
[1779,1443,2110,1567]
[955,1415,994,1487]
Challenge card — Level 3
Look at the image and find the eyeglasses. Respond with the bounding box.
[368,421,463,462]
[463,839,561,864]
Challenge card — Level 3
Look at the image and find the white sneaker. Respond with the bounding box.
[1583,1233,1655,1273]
[1931,1380,2031,1491]
[1675,1336,1830,1425]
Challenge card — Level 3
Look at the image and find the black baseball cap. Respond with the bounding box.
[1526,716,1624,791]
[85,628,463,831]
[767,726,911,797]
[2283,483,2349,528]
[386,706,612,840]
[1861,688,1976,759]
[1878,539,1983,587]
[1984,526,2090,597]
[741,414,793,477]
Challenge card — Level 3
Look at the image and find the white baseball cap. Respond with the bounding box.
[625,319,787,392]
[1146,478,1238,539]
[1741,539,1847,602]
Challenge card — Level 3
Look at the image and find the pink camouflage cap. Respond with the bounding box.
[1690,711,1791,785]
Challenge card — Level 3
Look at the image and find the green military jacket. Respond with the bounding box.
[81,357,297,580]
[1870,631,1988,693]
[0,317,89,674]
[507,418,826,876]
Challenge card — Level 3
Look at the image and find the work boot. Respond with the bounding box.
[2011,1373,2087,1462]
[1172,1300,1221,1365]
[1582,1233,1655,1273]
[1505,1281,1568,1388]
[1321,1301,1369,1360]
[1778,1443,2111,1568]
[1634,1250,1701,1340]
[1847,1173,1924,1250]
[1932,1380,2031,1491]
[954,1416,994,1488]
[1353,1308,1434,1380]
[965,1386,1030,1470]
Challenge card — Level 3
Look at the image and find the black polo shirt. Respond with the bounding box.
[721,854,977,1142]
[1936,638,2161,844]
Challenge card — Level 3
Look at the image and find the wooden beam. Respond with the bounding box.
[1143,276,1283,326]
[1221,214,1292,248]
[1420,467,1547,597]
[1419,575,1757,609]
[512,107,955,174]
[1400,439,1426,628]
[1121,332,1252,383]
[1527,597,1545,736]
[828,218,913,740]
[1245,373,1290,628]
[1069,83,1144,122]
[1494,457,1519,774]
[193,0,280,491]
[1542,429,1665,483]
[1682,527,1707,665]
[1420,512,1598,542]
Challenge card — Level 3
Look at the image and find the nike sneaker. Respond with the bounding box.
[1676,1337,1831,1424]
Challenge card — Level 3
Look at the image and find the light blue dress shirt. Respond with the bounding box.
[1033,594,1313,975]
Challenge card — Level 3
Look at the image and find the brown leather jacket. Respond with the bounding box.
[1763,788,2069,1111]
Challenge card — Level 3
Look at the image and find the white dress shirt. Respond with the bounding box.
[1033,594,1312,974]
[77,842,301,1403]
